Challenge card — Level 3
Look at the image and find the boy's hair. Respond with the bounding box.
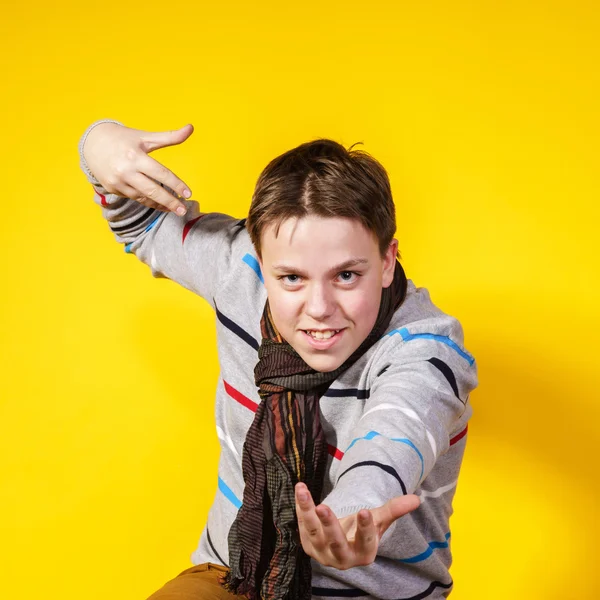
[247,138,398,259]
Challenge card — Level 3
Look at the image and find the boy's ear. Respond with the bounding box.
[382,239,399,288]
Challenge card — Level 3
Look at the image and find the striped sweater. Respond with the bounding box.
[80,128,478,600]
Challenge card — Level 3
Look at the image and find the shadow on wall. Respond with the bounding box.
[453,331,599,600]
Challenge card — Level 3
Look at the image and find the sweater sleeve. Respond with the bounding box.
[320,321,478,517]
[79,121,248,307]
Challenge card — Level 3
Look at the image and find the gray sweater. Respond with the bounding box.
[79,124,478,600]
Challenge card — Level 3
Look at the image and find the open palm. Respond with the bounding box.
[294,482,420,570]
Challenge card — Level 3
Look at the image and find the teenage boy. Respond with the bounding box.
[79,120,478,600]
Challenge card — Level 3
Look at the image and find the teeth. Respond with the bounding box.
[306,330,339,340]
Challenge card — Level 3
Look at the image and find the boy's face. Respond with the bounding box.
[259,215,397,372]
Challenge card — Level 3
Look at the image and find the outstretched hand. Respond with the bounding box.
[294,482,420,570]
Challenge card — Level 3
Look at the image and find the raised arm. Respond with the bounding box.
[78,120,250,307]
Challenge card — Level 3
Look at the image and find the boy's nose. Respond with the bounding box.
[304,284,335,320]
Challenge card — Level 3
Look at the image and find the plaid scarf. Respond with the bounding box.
[222,261,408,600]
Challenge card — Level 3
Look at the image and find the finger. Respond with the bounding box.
[315,504,352,564]
[138,198,170,212]
[140,124,194,153]
[374,494,421,536]
[139,154,192,200]
[116,184,167,212]
[126,172,188,215]
[113,182,175,215]
[295,483,323,551]
[353,510,378,564]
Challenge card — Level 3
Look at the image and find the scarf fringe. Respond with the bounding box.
[221,570,259,600]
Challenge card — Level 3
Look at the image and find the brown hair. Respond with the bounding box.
[246,138,398,259]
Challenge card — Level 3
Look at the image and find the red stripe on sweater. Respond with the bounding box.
[222,380,344,461]
[94,187,108,207]
[328,444,344,461]
[223,380,258,412]
[450,425,468,446]
[182,215,206,243]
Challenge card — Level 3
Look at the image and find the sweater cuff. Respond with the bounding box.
[78,119,124,185]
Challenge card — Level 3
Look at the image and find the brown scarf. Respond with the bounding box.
[222,261,408,600]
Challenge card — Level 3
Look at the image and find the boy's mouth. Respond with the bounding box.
[303,329,341,340]
[301,329,345,350]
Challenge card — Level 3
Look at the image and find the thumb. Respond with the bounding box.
[376,494,421,534]
[140,124,194,153]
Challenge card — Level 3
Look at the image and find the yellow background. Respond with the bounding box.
[1,0,599,598]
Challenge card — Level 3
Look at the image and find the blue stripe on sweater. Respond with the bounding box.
[242,253,264,283]
[345,431,425,480]
[218,476,242,509]
[398,532,451,564]
[145,216,161,232]
[387,327,475,366]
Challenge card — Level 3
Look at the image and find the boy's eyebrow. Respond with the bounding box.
[271,258,369,275]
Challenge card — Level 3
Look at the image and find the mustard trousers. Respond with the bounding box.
[147,563,247,600]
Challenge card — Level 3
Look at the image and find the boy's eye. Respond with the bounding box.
[339,271,358,282]
[282,274,300,284]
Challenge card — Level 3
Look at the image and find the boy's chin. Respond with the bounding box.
[298,351,346,373]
